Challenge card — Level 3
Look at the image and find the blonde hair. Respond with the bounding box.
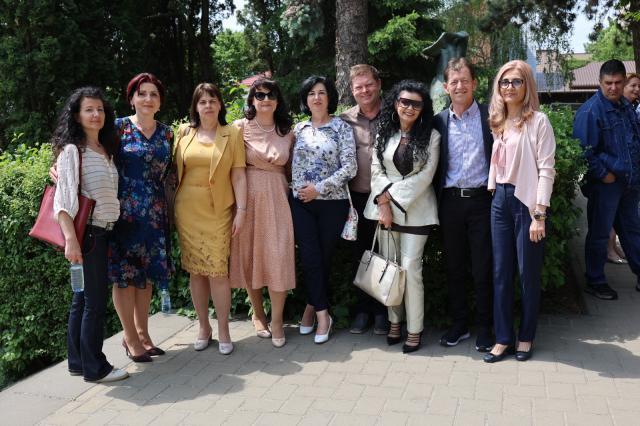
[489,60,539,134]
[349,64,380,82]
[626,73,640,83]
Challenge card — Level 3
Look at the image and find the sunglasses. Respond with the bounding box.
[499,78,524,89]
[397,97,424,110]
[254,91,277,101]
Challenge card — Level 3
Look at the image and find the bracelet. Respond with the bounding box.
[533,210,547,221]
[237,206,247,211]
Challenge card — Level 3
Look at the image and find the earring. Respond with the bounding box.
[392,111,399,123]
[419,115,423,126]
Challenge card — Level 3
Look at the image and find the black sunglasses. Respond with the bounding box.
[254,91,277,101]
[397,97,424,110]
[499,78,524,89]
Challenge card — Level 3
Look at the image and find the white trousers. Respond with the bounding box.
[378,229,428,334]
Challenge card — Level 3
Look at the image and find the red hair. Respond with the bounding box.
[126,73,165,104]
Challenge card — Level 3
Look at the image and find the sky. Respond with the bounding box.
[222,0,596,53]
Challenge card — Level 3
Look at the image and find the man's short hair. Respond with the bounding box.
[349,64,380,82]
[600,59,627,80]
[443,57,476,82]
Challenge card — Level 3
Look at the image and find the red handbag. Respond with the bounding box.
[29,151,95,250]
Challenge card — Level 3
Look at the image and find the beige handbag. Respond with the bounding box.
[353,225,406,306]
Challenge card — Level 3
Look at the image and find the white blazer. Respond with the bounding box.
[364,129,441,227]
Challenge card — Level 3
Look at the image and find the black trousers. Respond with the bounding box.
[350,191,387,317]
[290,195,349,311]
[439,189,493,329]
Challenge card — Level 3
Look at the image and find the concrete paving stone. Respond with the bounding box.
[359,361,391,376]
[182,411,227,425]
[474,382,505,401]
[517,360,558,372]
[518,371,546,386]
[450,361,487,373]
[40,413,90,425]
[426,395,458,416]
[313,372,347,389]
[226,384,269,398]
[352,397,385,415]
[331,383,365,400]
[452,412,485,426]
[238,397,284,413]
[278,373,318,386]
[407,414,453,426]
[167,394,219,412]
[577,395,610,415]
[448,371,477,387]
[503,396,533,417]
[73,396,114,414]
[330,414,378,425]
[575,381,619,397]
[106,408,161,425]
[362,385,404,399]
[278,396,314,415]
[487,413,532,426]
[129,381,170,402]
[606,397,640,414]
[255,412,302,425]
[234,361,269,376]
[284,351,314,364]
[400,383,433,400]
[613,382,640,397]
[326,361,365,374]
[478,371,519,385]
[545,372,587,384]
[369,350,406,362]
[297,361,330,376]
[101,397,143,412]
[243,373,281,388]
[407,372,450,385]
[375,412,409,425]
[459,398,501,414]
[430,384,474,400]
[533,398,579,413]
[295,385,336,398]
[150,384,203,403]
[346,373,385,386]
[200,374,243,396]
[565,412,614,426]
[80,409,121,426]
[546,383,576,399]
[298,412,335,426]
[503,384,546,398]
[532,410,566,426]
[388,361,428,374]
[205,396,246,415]
[612,412,640,426]
[310,398,356,414]
[383,398,428,414]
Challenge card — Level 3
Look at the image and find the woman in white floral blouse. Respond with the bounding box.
[289,75,357,344]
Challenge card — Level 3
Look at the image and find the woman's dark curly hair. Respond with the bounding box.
[375,79,434,171]
[245,78,293,136]
[51,86,118,160]
[299,75,339,115]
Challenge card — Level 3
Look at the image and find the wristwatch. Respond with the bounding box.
[533,210,547,221]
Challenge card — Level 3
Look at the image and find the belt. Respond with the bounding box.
[90,219,116,231]
[444,187,489,198]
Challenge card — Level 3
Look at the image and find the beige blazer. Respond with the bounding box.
[364,129,441,227]
[174,123,246,215]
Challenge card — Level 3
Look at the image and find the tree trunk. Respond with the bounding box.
[198,0,215,82]
[335,0,368,105]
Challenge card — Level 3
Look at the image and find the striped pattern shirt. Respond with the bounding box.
[53,144,120,223]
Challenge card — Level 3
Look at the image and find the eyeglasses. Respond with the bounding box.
[397,97,424,110]
[499,78,524,89]
[254,91,277,101]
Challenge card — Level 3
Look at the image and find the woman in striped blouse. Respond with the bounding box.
[53,86,128,383]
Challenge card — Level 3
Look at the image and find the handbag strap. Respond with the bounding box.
[77,149,83,196]
[371,224,399,263]
[344,184,353,208]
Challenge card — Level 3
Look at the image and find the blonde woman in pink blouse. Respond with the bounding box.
[483,60,556,363]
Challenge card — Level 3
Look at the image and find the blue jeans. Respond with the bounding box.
[584,181,640,285]
[67,225,113,381]
[491,184,545,345]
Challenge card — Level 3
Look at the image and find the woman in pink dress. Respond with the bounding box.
[230,78,295,347]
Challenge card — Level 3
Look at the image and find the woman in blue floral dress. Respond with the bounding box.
[108,73,173,362]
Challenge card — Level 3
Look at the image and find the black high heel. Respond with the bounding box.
[402,332,422,354]
[387,323,402,346]
[122,339,153,363]
[145,346,165,356]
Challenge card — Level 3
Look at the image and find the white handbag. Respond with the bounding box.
[353,225,406,306]
[341,186,358,241]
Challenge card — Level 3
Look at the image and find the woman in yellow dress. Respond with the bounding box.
[174,83,247,355]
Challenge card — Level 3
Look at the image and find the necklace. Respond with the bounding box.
[400,130,410,139]
[254,120,276,133]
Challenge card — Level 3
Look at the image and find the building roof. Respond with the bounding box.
[240,71,273,87]
[571,61,636,89]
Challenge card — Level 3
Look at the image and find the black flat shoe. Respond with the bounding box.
[146,347,165,356]
[516,347,534,361]
[483,345,515,363]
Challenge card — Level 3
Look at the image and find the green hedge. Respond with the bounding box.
[0,106,585,388]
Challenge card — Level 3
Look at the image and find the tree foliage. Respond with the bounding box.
[585,20,634,61]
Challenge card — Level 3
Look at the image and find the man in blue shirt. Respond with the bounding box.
[434,58,494,352]
[574,59,640,300]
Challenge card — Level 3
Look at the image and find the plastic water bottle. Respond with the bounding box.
[70,263,84,293]
[161,289,171,313]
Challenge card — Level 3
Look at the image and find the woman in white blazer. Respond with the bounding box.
[364,80,440,353]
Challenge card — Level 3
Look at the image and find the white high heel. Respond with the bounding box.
[299,319,316,335]
[194,332,212,351]
[218,341,234,355]
[314,316,333,344]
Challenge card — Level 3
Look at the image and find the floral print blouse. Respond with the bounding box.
[291,116,357,200]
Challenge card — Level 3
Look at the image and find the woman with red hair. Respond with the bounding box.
[108,73,174,362]
[484,60,556,363]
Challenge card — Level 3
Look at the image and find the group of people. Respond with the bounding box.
[51,55,639,384]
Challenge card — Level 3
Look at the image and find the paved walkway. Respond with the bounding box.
[3,194,640,425]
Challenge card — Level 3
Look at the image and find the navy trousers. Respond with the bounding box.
[67,225,113,381]
[491,184,545,345]
[289,195,349,311]
[584,180,640,285]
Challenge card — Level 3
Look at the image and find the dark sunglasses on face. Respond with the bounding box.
[499,78,524,89]
[254,91,277,101]
[397,97,424,110]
